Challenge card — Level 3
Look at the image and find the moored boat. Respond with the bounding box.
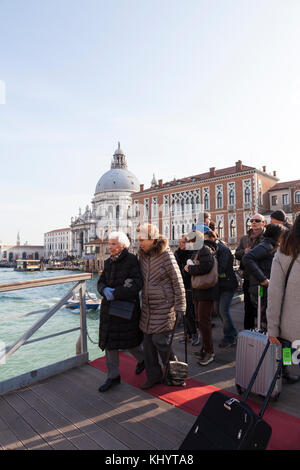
[65,292,101,310]
[14,259,41,272]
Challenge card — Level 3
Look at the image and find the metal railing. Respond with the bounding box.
[0,273,93,395]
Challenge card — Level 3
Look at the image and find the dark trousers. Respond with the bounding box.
[142,332,176,381]
[194,300,214,354]
[185,289,197,337]
[243,280,257,329]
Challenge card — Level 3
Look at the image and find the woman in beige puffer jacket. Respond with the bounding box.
[137,224,186,389]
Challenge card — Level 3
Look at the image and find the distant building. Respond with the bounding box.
[131,161,279,247]
[44,228,72,260]
[266,179,300,223]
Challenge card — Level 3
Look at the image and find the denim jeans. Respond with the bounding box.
[214,290,237,343]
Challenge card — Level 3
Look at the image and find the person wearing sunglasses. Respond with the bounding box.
[235,214,266,329]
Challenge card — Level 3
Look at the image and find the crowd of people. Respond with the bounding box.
[96,209,300,392]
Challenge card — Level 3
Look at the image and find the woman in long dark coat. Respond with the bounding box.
[97,231,144,392]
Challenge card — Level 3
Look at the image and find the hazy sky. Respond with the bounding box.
[1,0,300,245]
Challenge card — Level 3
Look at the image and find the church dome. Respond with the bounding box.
[94,143,140,194]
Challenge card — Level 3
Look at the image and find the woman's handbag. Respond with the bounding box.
[162,313,188,386]
[191,255,218,290]
[108,300,135,320]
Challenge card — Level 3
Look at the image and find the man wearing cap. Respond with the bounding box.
[235,214,265,329]
[270,210,292,229]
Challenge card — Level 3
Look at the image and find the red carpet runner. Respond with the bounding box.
[89,353,300,450]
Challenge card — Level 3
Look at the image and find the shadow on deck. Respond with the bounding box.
[0,300,299,450]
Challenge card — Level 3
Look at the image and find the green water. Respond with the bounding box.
[0,268,104,382]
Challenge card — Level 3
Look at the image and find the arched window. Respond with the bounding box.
[204,194,209,210]
[245,186,251,203]
[218,221,224,239]
[295,191,300,204]
[172,225,175,240]
[22,252,27,259]
[230,220,236,238]
[246,218,251,232]
[217,191,223,209]
[35,252,39,260]
[229,189,235,205]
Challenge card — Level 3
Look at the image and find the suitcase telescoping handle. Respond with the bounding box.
[241,340,282,418]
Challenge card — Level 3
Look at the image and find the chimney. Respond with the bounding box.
[209,167,216,177]
[140,184,144,192]
[273,170,277,177]
[158,179,163,187]
[262,165,266,172]
[235,160,243,172]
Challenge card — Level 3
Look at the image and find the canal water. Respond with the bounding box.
[0,268,104,382]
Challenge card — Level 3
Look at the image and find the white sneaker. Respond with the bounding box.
[197,353,215,366]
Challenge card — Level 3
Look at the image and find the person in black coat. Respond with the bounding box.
[205,230,238,347]
[174,236,199,345]
[184,231,218,366]
[242,223,286,327]
[97,232,144,392]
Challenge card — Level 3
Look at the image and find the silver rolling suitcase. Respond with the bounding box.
[235,286,282,400]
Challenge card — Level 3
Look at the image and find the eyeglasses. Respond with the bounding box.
[250,218,263,223]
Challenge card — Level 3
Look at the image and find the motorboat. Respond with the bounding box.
[14,259,41,272]
[65,291,101,310]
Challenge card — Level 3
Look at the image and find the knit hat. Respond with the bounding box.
[270,210,286,223]
[192,222,211,233]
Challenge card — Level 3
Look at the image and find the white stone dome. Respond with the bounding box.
[95,168,140,193]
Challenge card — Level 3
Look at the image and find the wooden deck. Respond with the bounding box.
[1,300,299,451]
[0,364,195,450]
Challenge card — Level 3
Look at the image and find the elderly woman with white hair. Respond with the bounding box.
[97,231,144,392]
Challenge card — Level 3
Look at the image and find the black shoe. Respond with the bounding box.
[135,361,145,375]
[98,376,120,392]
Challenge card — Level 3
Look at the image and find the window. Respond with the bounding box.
[228,182,235,206]
[152,197,158,218]
[295,191,300,204]
[217,220,224,239]
[163,195,169,216]
[216,185,223,209]
[144,199,149,220]
[230,219,236,238]
[243,180,251,203]
[272,195,278,206]
[203,187,210,211]
[282,194,289,205]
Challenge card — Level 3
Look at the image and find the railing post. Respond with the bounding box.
[76,282,88,356]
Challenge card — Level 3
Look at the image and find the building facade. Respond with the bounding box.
[266,179,300,222]
[44,228,72,260]
[131,161,279,248]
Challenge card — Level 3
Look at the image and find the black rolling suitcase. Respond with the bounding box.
[179,340,282,450]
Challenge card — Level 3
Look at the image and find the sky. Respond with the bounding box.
[1,0,300,245]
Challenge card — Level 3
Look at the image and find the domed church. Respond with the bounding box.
[70,143,140,259]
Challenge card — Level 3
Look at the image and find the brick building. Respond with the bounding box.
[266,179,300,223]
[130,160,279,248]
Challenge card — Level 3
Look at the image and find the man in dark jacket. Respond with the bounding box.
[174,236,200,346]
[97,232,144,392]
[205,230,238,347]
[235,214,265,329]
[242,223,286,327]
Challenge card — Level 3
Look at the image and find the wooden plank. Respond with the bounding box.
[31,376,130,450]
[0,416,26,450]
[14,388,84,450]
[61,366,179,449]
[0,396,50,449]
[28,380,118,450]
[85,363,194,433]
[4,392,73,450]
[65,367,184,446]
